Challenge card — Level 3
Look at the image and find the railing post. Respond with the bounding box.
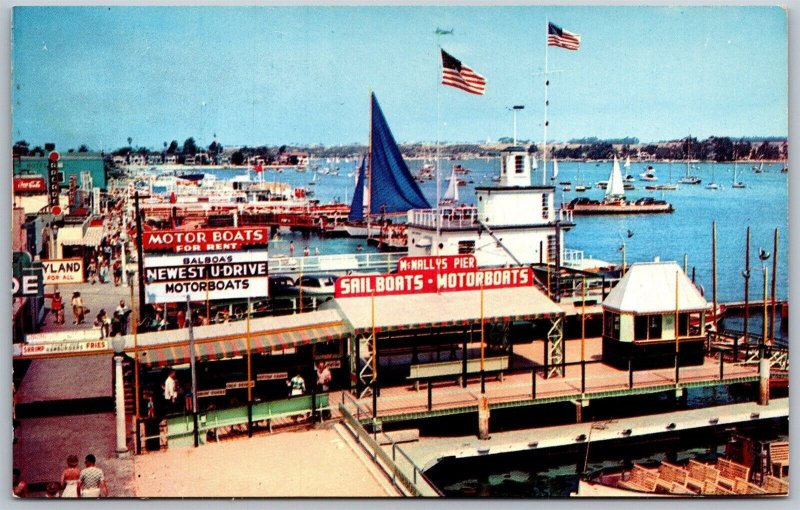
[311,391,317,423]
[628,359,633,389]
[392,443,396,461]
[532,368,537,399]
[581,360,586,394]
[543,340,549,376]
[719,351,724,380]
[427,380,433,411]
[372,382,378,419]
[675,353,680,384]
[247,401,253,438]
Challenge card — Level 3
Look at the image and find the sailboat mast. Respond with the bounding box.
[367,93,373,229]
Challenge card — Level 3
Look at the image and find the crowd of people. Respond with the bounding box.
[13,454,110,498]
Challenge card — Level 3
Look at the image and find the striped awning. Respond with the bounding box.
[60,226,105,247]
[137,322,349,368]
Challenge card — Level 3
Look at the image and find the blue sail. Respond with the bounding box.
[348,156,366,222]
[369,93,431,215]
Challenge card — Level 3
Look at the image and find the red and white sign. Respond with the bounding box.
[14,177,46,193]
[397,254,477,272]
[142,226,270,253]
[18,339,109,358]
[335,264,533,298]
[42,258,84,285]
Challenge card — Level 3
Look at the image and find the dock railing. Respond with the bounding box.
[339,392,440,497]
[269,252,404,275]
[407,207,479,230]
[355,349,760,422]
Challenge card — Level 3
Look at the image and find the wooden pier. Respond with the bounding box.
[347,337,763,425]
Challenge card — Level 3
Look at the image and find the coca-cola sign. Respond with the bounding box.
[14,177,46,193]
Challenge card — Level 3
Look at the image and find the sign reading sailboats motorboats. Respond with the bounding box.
[335,255,532,298]
[142,226,270,253]
[144,251,269,303]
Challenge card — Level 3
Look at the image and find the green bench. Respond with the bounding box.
[251,393,331,433]
[408,356,509,390]
[167,394,332,446]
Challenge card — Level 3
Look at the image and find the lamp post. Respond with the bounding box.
[111,336,130,457]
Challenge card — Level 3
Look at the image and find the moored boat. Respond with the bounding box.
[564,157,674,215]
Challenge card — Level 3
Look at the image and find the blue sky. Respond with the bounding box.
[11,5,788,151]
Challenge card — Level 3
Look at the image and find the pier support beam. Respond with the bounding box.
[758,357,770,406]
[573,399,589,424]
[355,333,375,397]
[478,395,490,440]
[546,316,565,378]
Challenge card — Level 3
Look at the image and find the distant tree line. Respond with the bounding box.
[13,134,787,163]
[552,136,786,161]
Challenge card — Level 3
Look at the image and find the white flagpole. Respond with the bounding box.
[435,37,442,246]
[542,18,549,186]
[434,34,444,246]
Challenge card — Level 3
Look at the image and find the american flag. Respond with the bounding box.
[547,22,581,51]
[441,49,486,96]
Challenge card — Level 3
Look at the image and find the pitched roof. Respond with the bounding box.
[335,286,563,334]
[602,261,709,314]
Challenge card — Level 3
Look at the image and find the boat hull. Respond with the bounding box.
[567,203,674,215]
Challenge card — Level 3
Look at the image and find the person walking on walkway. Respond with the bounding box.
[77,454,109,498]
[87,259,97,285]
[50,291,64,325]
[60,454,80,498]
[113,259,122,286]
[116,300,131,335]
[71,292,86,325]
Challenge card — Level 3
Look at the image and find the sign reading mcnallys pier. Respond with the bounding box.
[142,226,270,253]
[334,255,534,298]
[144,251,269,304]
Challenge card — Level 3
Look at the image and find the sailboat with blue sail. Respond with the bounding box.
[346,93,431,238]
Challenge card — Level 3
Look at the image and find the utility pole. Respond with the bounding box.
[134,191,146,318]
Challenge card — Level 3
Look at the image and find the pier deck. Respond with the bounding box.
[397,398,789,471]
[351,337,761,423]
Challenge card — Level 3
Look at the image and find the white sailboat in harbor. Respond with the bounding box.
[440,165,460,205]
[574,162,587,192]
[678,137,702,184]
[623,156,635,182]
[551,159,559,182]
[732,159,746,188]
[705,163,720,190]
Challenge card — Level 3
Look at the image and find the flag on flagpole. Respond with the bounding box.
[547,22,581,51]
[441,49,487,95]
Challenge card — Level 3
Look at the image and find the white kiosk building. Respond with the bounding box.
[406,147,574,267]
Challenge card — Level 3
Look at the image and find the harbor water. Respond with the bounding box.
[196,158,789,303]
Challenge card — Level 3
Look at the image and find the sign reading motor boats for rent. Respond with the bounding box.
[144,251,269,304]
[142,226,270,253]
[334,254,533,298]
[42,258,84,285]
